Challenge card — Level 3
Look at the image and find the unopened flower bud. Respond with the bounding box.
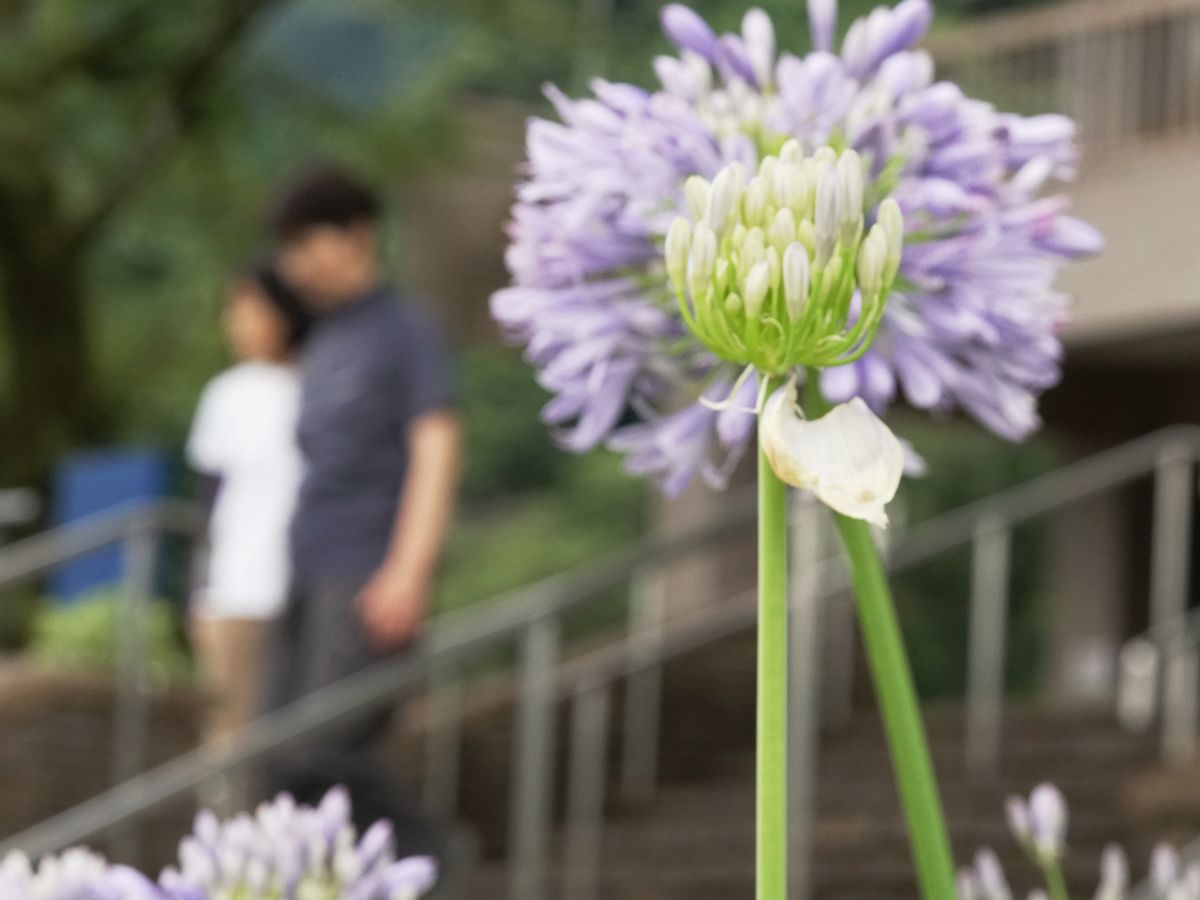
[743,261,771,318]
[706,162,746,236]
[769,207,796,252]
[685,175,710,223]
[814,167,841,267]
[688,223,718,299]
[779,138,803,166]
[837,150,864,246]
[856,226,887,297]
[782,243,810,320]
[665,218,691,290]
[743,176,769,226]
[877,196,904,282]
[1027,783,1066,861]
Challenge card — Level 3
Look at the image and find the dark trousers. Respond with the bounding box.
[263,573,439,857]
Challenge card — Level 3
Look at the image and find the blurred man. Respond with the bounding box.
[263,165,460,857]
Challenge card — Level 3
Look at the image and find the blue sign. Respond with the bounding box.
[49,448,172,602]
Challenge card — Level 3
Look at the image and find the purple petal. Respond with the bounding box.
[661,5,720,62]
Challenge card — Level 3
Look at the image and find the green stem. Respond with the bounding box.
[757,417,789,900]
[804,376,957,899]
[1041,859,1070,900]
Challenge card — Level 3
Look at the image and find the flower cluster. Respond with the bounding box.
[961,784,1200,900]
[492,0,1100,496]
[0,789,436,900]
[0,847,158,900]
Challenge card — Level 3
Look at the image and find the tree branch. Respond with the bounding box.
[66,0,283,251]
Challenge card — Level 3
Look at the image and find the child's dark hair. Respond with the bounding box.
[243,262,312,350]
[270,163,380,241]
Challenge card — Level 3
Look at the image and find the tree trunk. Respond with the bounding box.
[0,241,105,489]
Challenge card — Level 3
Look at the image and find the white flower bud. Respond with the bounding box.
[814,167,841,267]
[1095,844,1128,900]
[724,292,743,314]
[1005,797,1030,845]
[974,849,1011,900]
[768,207,796,252]
[743,260,771,318]
[813,146,837,167]
[1152,844,1180,888]
[743,176,769,227]
[856,226,887,297]
[687,223,718,299]
[706,162,747,236]
[760,379,904,527]
[837,149,864,245]
[1028,784,1067,861]
[779,139,803,166]
[877,197,904,282]
[741,227,766,270]
[685,175,710,223]
[782,243,810,320]
[665,217,691,291]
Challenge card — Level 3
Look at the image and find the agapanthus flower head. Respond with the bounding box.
[0,847,160,899]
[158,787,437,900]
[666,142,903,375]
[968,785,1200,900]
[492,0,1100,497]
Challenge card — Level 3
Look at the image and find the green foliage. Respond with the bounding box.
[438,450,647,618]
[29,589,192,683]
[892,418,1060,698]
[457,347,568,502]
[0,589,42,651]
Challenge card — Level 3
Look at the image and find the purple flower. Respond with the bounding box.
[0,848,161,899]
[492,0,1099,494]
[159,787,437,899]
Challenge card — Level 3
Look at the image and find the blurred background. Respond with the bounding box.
[0,0,1199,896]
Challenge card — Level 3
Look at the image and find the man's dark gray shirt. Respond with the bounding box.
[291,286,455,580]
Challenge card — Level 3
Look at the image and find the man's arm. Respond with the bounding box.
[358,410,462,649]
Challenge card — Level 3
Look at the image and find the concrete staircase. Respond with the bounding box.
[457,640,1191,899]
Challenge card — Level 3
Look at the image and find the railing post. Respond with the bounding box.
[422,667,464,822]
[509,616,560,900]
[1117,638,1160,733]
[966,515,1012,776]
[111,522,156,861]
[788,492,823,900]
[1162,639,1200,767]
[563,679,611,900]
[1149,444,1194,634]
[620,566,665,806]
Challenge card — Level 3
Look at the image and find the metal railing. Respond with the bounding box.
[5,427,1200,899]
[0,499,206,793]
[928,0,1200,149]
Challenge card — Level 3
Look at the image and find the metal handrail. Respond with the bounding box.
[7,426,1200,899]
[0,498,205,589]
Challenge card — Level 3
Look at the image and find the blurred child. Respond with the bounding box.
[186,264,311,802]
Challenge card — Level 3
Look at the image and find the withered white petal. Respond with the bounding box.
[760,381,904,527]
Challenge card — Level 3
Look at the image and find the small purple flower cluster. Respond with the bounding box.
[492,0,1100,495]
[962,784,1200,899]
[0,788,436,900]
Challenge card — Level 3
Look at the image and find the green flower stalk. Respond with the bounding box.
[668,141,955,900]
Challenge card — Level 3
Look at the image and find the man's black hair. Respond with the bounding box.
[245,261,313,350]
[270,164,381,241]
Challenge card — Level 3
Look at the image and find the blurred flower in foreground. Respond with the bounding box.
[0,846,159,899]
[961,784,1200,900]
[492,0,1100,496]
[159,787,437,900]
